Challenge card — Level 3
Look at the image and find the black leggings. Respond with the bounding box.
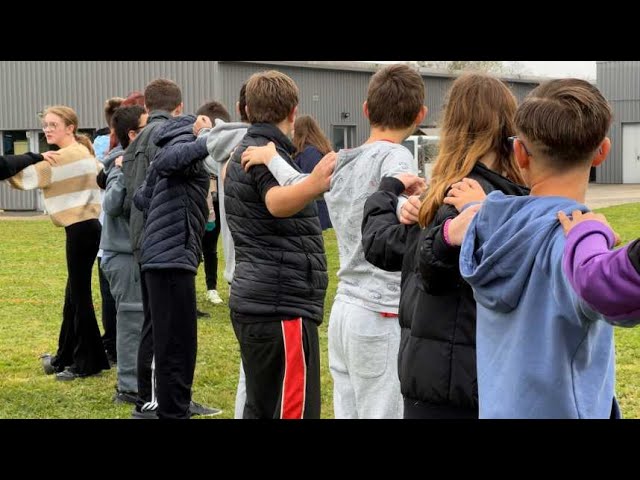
[201,197,221,290]
[52,219,110,376]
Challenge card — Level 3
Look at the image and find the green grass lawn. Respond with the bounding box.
[0,203,639,419]
[0,219,339,419]
[594,203,640,415]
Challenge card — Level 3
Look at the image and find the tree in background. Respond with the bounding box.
[408,61,529,76]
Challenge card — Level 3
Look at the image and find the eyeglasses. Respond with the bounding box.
[42,122,61,131]
[132,125,145,133]
[507,136,532,156]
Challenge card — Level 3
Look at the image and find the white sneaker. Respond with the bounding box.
[207,289,223,304]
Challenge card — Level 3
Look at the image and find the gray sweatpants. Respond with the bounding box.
[101,253,144,394]
[234,360,246,419]
[328,299,403,419]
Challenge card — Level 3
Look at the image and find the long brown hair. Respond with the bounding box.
[293,115,332,155]
[418,72,525,227]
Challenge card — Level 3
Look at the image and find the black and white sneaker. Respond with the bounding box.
[131,401,158,419]
[189,400,222,417]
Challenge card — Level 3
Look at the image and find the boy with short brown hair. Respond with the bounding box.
[456,78,629,418]
[224,70,335,419]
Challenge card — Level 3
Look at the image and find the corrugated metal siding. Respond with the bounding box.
[423,76,451,126]
[0,61,220,210]
[0,60,542,134]
[597,100,640,183]
[597,61,640,183]
[0,61,542,210]
[599,61,640,102]
[507,81,540,102]
[0,61,218,129]
[0,181,37,210]
[220,62,372,146]
[220,63,539,143]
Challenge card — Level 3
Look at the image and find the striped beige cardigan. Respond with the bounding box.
[9,142,102,227]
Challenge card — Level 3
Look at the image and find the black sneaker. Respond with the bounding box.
[113,390,138,405]
[55,367,79,381]
[189,400,222,417]
[196,309,210,319]
[55,367,101,381]
[131,402,158,419]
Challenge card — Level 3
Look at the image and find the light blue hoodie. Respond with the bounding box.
[459,191,615,419]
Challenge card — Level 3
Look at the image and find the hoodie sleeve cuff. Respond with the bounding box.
[28,152,44,163]
[566,219,617,250]
[432,221,460,261]
[197,127,212,138]
[379,176,405,195]
[196,135,208,152]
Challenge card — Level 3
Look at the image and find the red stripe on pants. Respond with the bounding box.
[280,318,306,419]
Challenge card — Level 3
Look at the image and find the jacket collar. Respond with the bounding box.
[248,123,296,156]
[147,110,173,124]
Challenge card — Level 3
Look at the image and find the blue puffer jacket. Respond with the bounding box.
[134,115,209,273]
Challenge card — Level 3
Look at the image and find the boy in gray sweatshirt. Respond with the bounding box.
[240,64,427,418]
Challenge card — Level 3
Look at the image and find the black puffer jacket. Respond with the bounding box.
[134,115,209,273]
[224,123,328,324]
[362,163,529,417]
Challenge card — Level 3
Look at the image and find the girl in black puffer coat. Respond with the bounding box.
[362,73,529,418]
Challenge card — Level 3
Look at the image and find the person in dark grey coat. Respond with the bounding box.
[121,79,182,419]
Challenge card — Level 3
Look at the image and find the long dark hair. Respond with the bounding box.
[293,115,332,155]
[418,72,525,227]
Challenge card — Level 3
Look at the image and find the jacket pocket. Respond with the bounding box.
[347,329,390,379]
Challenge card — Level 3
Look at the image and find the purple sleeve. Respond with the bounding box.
[563,220,640,323]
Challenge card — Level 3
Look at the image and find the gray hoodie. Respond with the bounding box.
[99,145,133,254]
[200,119,249,284]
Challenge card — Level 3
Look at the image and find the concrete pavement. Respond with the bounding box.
[585,184,640,210]
[1,184,639,220]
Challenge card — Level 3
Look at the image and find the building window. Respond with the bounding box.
[332,125,355,151]
[2,131,28,155]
